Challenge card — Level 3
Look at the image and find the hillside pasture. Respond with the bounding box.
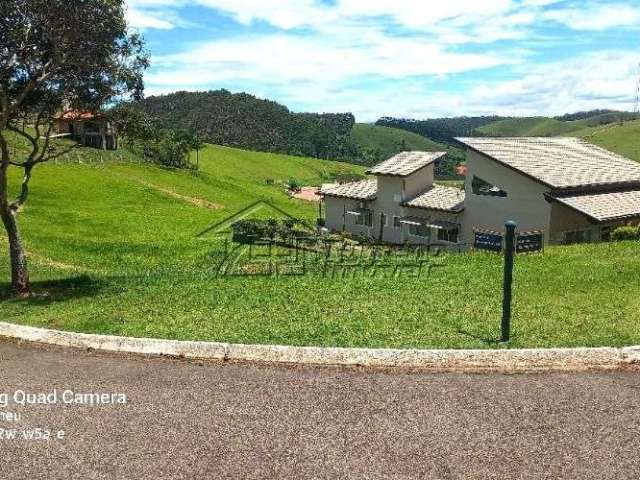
[1,141,639,349]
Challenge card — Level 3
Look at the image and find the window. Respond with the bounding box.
[380,213,388,228]
[562,229,591,245]
[393,216,402,229]
[355,209,373,227]
[472,176,507,197]
[437,227,460,244]
[409,223,431,238]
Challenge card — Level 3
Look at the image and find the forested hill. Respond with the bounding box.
[376,116,506,145]
[377,110,636,145]
[137,90,359,161]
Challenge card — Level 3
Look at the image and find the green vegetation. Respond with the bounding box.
[1,140,639,349]
[350,124,444,161]
[612,225,640,241]
[476,112,637,138]
[138,90,358,162]
[348,124,466,177]
[582,119,640,162]
[376,115,505,145]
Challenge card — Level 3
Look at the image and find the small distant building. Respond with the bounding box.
[55,111,118,150]
[455,164,468,176]
[321,139,640,246]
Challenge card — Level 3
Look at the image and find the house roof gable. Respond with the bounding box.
[456,137,640,191]
[367,151,446,177]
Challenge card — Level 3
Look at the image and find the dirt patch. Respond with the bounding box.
[139,181,223,210]
[292,186,321,202]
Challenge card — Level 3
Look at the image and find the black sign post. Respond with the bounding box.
[501,221,517,343]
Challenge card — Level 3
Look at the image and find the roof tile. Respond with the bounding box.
[551,190,640,222]
[404,185,465,212]
[368,151,446,177]
[456,137,640,189]
[320,180,377,200]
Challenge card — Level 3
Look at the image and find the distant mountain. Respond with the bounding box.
[376,110,637,145]
[137,90,359,162]
[375,116,506,145]
[476,111,638,137]
[135,90,466,175]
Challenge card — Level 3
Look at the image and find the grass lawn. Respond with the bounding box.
[1,141,639,349]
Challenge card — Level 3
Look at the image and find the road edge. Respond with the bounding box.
[1,322,638,372]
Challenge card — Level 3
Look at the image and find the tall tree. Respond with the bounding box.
[0,0,148,295]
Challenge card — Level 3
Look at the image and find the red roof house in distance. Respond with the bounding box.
[55,111,118,150]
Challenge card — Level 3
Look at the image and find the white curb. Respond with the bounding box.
[0,322,637,372]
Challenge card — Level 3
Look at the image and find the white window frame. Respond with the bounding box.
[354,209,373,228]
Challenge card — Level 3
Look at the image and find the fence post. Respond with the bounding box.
[501,221,517,343]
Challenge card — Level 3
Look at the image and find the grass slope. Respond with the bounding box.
[477,113,637,138]
[581,119,640,162]
[350,123,446,157]
[1,139,639,349]
[350,123,466,171]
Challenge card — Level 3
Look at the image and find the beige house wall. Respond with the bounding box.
[373,177,405,243]
[461,150,553,245]
[403,165,434,199]
[323,196,376,238]
[548,203,599,243]
[402,207,463,246]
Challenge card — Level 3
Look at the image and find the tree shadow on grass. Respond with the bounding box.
[0,274,106,305]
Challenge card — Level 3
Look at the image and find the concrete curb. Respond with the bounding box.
[1,322,638,372]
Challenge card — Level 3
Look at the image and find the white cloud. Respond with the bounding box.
[194,0,332,29]
[131,0,640,119]
[127,8,176,30]
[126,0,187,30]
[543,3,640,30]
[149,32,520,88]
[337,0,516,28]
[467,51,639,116]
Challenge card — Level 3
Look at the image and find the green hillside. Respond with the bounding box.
[1,138,639,349]
[1,139,364,271]
[350,124,466,176]
[475,115,640,163]
[350,123,445,158]
[581,119,640,162]
[476,112,637,137]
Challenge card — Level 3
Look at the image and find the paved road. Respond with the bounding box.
[1,340,639,479]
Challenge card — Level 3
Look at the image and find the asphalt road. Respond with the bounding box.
[1,340,639,479]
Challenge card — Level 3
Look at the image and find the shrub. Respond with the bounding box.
[287,178,302,192]
[230,218,309,244]
[611,225,640,241]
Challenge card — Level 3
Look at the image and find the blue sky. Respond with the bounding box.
[127,0,640,121]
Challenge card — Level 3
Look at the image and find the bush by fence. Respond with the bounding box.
[611,225,640,241]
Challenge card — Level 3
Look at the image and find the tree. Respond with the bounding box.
[0,0,148,295]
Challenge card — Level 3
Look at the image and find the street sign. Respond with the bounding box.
[474,231,503,253]
[516,232,544,254]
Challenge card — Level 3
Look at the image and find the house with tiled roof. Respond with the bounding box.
[456,137,640,245]
[55,111,118,150]
[321,151,464,245]
[321,139,640,246]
